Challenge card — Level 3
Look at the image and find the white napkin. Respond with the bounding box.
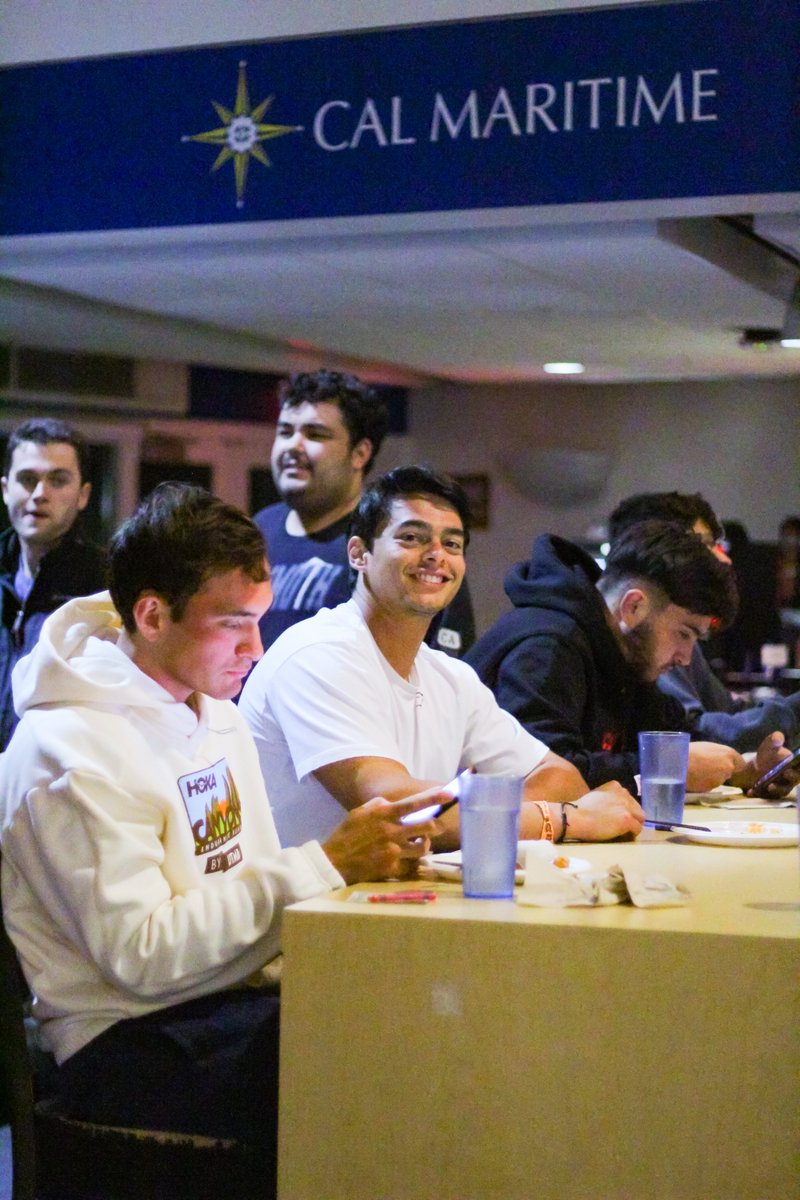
[517,848,689,908]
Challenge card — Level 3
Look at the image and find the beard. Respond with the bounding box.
[623,617,659,681]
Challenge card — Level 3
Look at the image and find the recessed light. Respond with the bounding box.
[780,337,800,348]
[543,361,585,375]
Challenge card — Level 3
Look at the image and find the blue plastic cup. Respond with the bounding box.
[638,731,690,825]
[460,774,524,898]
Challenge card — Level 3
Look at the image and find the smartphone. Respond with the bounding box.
[399,768,473,826]
[751,745,800,797]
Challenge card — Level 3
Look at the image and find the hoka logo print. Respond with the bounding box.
[270,558,349,613]
[178,758,243,855]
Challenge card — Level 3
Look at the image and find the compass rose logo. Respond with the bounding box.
[182,60,302,207]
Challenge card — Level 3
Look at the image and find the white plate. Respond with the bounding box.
[680,821,799,848]
[426,845,591,884]
[685,785,743,805]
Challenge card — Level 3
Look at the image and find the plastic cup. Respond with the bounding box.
[459,774,524,899]
[638,731,690,826]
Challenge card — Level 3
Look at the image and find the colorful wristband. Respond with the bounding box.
[534,800,555,842]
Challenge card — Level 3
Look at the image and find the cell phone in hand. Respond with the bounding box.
[399,767,473,826]
[751,745,800,797]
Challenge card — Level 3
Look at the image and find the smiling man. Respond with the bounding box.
[0,482,442,1196]
[240,465,645,849]
[467,519,789,796]
[0,417,106,749]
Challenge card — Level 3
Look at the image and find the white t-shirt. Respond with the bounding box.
[239,600,549,846]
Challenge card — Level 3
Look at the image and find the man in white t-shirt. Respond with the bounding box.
[240,465,645,849]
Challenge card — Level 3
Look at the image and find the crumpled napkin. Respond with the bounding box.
[517,848,690,908]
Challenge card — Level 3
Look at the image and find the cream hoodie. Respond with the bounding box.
[0,592,342,1063]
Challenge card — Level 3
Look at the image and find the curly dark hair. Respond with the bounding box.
[279,370,389,474]
[349,465,471,551]
[599,519,738,628]
[109,483,268,633]
[608,491,723,544]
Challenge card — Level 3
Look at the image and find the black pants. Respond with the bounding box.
[55,989,280,1176]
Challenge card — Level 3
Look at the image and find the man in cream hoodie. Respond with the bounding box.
[0,482,438,1195]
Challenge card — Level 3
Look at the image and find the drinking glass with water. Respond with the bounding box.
[637,731,690,826]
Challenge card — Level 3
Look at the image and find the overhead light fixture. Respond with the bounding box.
[780,278,800,347]
[543,361,585,374]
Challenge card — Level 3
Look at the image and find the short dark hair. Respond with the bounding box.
[109,483,268,634]
[599,519,738,628]
[349,465,472,550]
[279,370,388,474]
[4,417,91,482]
[608,491,723,544]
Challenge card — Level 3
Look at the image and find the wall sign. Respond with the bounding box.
[1,0,798,235]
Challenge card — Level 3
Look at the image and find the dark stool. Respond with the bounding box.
[34,1102,256,1200]
[1,851,261,1200]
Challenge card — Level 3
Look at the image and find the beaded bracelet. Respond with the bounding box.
[533,800,555,842]
[555,801,578,844]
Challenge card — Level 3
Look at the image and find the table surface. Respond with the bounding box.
[288,804,800,937]
[278,804,799,1200]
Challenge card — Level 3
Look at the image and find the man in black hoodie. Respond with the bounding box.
[608,490,800,751]
[466,520,791,796]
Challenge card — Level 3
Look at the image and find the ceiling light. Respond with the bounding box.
[543,361,585,374]
[780,279,800,347]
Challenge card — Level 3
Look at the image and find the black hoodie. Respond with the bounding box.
[465,535,687,793]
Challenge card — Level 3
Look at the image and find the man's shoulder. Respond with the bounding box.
[467,604,578,665]
[40,530,107,591]
[417,641,485,688]
[262,602,362,666]
[0,526,20,573]
[252,502,289,540]
[253,503,351,553]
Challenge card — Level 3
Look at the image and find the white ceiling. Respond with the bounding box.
[2,206,800,388]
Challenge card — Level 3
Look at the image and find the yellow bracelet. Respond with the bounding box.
[533,800,555,842]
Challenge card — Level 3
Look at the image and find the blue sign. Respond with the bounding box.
[1,0,798,236]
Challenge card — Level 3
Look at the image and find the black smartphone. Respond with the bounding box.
[399,768,472,826]
[751,745,800,797]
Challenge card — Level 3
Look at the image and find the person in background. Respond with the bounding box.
[775,515,800,609]
[608,492,800,751]
[253,369,475,657]
[0,483,440,1197]
[703,519,781,672]
[0,417,106,750]
[775,514,800,669]
[466,518,792,797]
[240,465,645,850]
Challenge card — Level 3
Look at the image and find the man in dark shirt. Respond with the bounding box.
[466,519,789,796]
[0,417,106,749]
[252,369,475,656]
[608,491,800,751]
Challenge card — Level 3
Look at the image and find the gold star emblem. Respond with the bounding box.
[182,60,302,207]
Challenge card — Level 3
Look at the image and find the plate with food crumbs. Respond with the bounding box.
[518,841,592,876]
[426,844,591,884]
[680,821,799,848]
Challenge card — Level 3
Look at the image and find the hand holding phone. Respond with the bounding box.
[399,768,473,826]
[750,745,800,798]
